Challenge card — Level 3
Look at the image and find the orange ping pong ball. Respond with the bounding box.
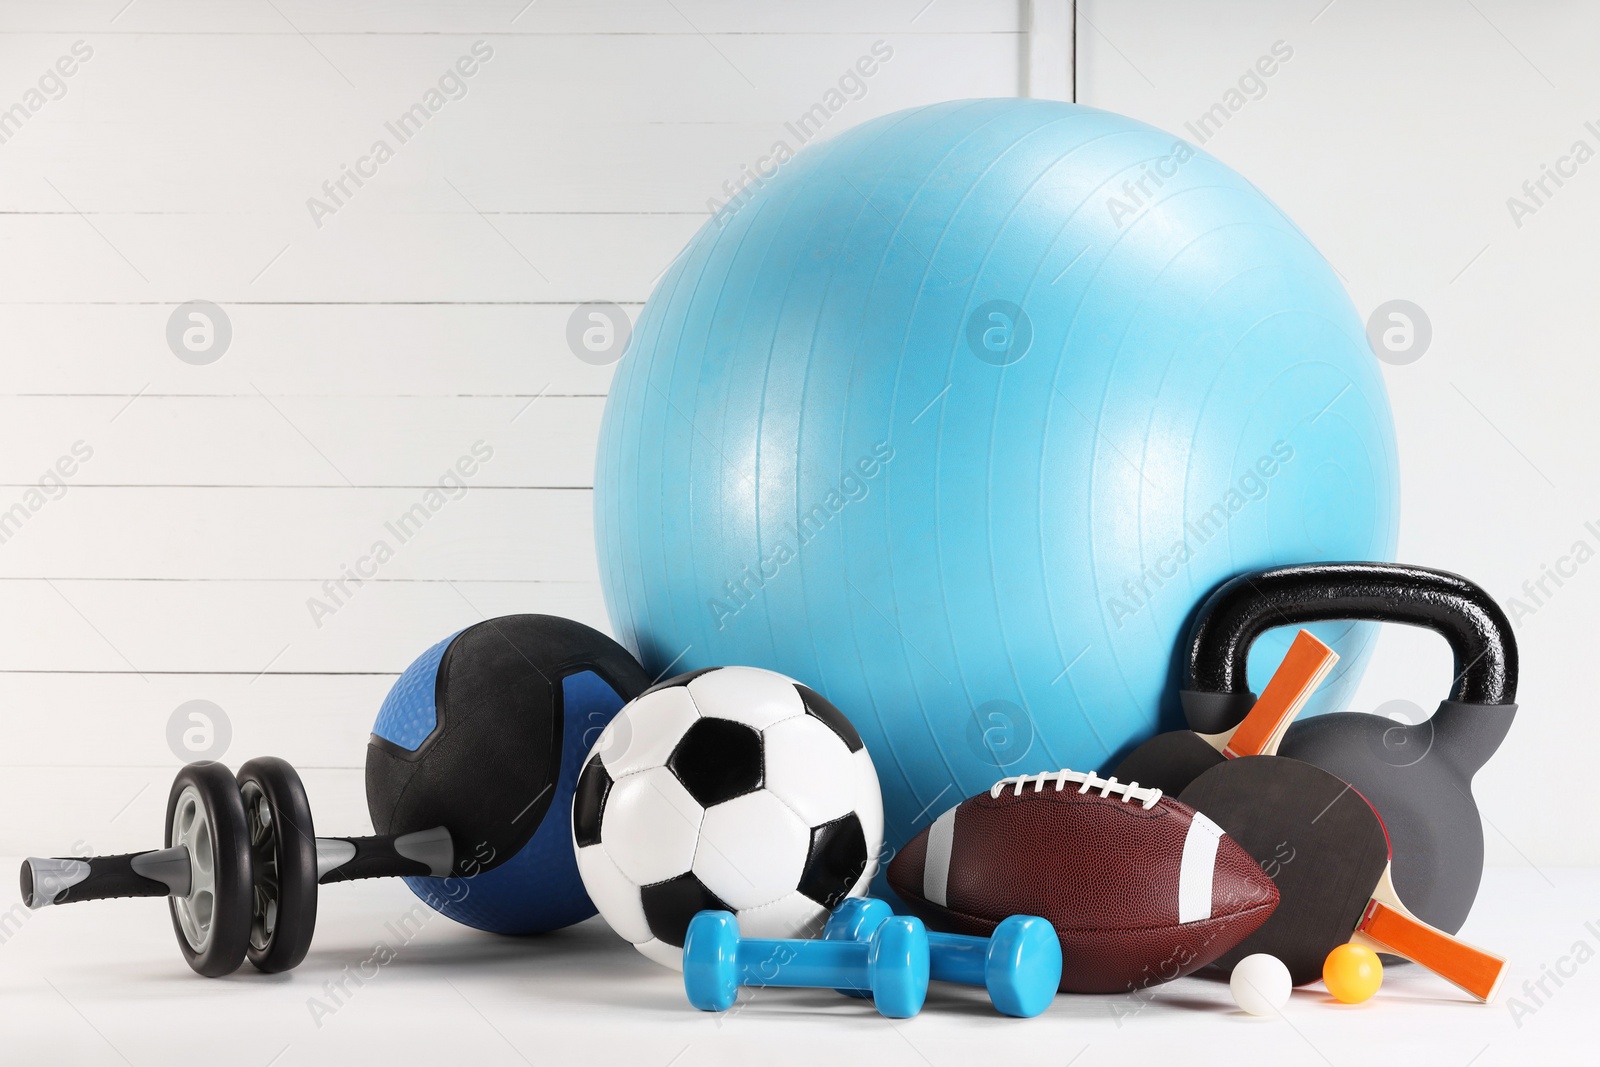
[1323,944,1383,1003]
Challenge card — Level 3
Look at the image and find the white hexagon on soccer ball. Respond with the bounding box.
[598,685,700,778]
[574,844,651,943]
[731,890,830,941]
[686,667,807,730]
[599,766,703,886]
[691,790,810,911]
[762,714,858,826]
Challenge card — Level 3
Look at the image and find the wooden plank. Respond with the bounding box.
[0,486,598,580]
[0,396,605,487]
[0,211,700,304]
[0,304,624,396]
[0,0,1022,36]
[4,121,787,215]
[0,672,393,770]
[0,578,610,673]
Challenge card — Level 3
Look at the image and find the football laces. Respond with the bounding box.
[988,768,1163,810]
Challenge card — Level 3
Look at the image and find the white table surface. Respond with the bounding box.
[0,865,1591,1066]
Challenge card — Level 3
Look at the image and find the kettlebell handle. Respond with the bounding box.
[1184,562,1517,707]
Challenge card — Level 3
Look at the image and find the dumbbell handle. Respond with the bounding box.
[926,931,988,986]
[825,897,990,983]
[314,827,452,884]
[737,937,873,989]
[21,848,191,909]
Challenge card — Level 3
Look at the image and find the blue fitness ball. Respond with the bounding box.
[593,99,1398,859]
[366,615,650,934]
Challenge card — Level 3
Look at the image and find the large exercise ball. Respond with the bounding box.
[594,99,1398,857]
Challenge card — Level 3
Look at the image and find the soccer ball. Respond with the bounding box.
[572,666,884,968]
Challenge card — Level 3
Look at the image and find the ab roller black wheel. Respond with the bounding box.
[21,758,453,977]
[238,757,320,974]
[166,761,255,977]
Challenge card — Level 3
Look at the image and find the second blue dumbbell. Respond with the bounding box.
[825,898,1060,1018]
[683,909,930,1018]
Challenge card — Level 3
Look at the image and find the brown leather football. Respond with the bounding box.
[888,769,1278,994]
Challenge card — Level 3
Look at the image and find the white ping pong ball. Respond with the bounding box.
[1231,954,1293,1015]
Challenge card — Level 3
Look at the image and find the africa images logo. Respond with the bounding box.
[305,41,495,228]
[706,41,894,226]
[1104,442,1295,628]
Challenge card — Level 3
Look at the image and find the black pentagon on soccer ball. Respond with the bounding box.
[571,755,611,849]
[637,666,721,699]
[797,812,869,909]
[667,717,763,807]
[795,684,864,753]
[641,872,732,949]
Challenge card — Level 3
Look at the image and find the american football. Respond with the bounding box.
[888,769,1278,994]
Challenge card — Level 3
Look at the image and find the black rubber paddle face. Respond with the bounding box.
[1179,756,1389,985]
[238,757,319,974]
[1111,730,1226,796]
[164,762,254,978]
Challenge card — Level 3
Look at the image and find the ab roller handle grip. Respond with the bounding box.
[1182,563,1517,733]
[315,827,453,884]
[21,848,189,909]
[22,827,452,902]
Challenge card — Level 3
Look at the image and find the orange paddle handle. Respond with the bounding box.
[1223,630,1338,758]
[1357,900,1507,1002]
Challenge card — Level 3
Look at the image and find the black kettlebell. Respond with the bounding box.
[1180,562,1517,936]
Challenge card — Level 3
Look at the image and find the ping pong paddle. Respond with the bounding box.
[1114,629,1338,794]
[1179,754,1506,1001]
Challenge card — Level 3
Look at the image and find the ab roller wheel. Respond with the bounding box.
[166,761,255,977]
[238,757,320,974]
[21,758,453,977]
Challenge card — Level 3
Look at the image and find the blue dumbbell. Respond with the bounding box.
[825,898,1061,1018]
[682,910,930,1019]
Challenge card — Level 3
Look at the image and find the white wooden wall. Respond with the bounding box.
[0,1,1050,853]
